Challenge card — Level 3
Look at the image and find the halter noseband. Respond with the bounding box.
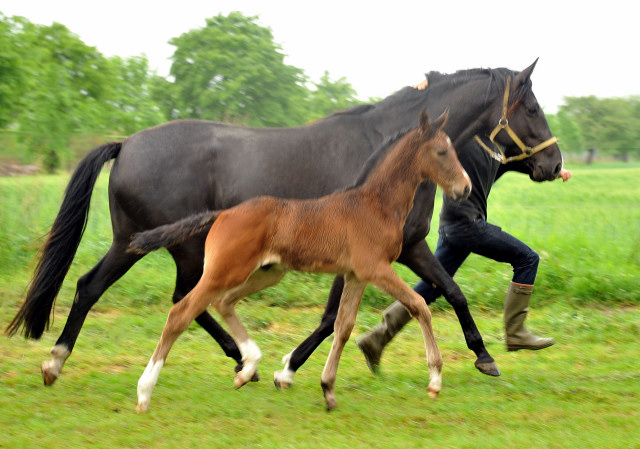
[474,76,558,164]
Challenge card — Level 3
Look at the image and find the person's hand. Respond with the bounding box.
[559,168,572,182]
[413,78,428,90]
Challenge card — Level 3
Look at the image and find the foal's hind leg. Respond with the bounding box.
[370,265,443,399]
[213,268,286,389]
[169,243,245,372]
[43,241,141,385]
[320,275,367,410]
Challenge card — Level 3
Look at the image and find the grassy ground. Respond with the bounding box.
[0,163,639,448]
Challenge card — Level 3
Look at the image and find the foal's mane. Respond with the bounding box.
[341,127,415,192]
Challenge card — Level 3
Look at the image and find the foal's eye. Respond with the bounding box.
[437,149,448,156]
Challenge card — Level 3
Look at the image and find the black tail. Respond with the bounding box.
[6,142,122,339]
[127,210,221,255]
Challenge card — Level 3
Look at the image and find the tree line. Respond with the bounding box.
[1,12,637,171]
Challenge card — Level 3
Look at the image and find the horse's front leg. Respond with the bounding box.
[397,240,499,376]
[320,275,366,410]
[370,264,442,399]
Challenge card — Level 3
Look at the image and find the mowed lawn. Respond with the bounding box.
[0,163,638,448]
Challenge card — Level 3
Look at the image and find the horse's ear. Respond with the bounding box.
[513,58,538,90]
[419,109,431,135]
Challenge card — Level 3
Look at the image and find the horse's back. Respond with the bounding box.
[108,118,373,232]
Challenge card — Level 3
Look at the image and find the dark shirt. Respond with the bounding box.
[438,138,501,227]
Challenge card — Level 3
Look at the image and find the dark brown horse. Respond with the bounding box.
[133,110,469,412]
[7,60,561,387]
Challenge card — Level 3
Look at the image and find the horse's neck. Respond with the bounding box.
[366,76,499,147]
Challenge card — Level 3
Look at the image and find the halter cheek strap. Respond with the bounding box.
[476,76,558,164]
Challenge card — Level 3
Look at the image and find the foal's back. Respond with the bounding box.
[205,188,400,281]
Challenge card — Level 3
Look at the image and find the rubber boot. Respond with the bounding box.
[356,300,413,373]
[504,282,554,351]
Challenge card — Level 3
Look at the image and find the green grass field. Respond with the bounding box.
[0,163,638,448]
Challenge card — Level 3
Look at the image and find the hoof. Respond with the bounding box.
[428,388,439,400]
[235,363,259,382]
[136,401,150,414]
[475,360,501,377]
[325,397,338,411]
[273,374,293,390]
[41,363,58,386]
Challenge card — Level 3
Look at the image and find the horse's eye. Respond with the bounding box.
[437,149,448,156]
[526,105,538,116]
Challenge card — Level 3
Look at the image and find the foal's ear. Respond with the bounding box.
[419,109,431,136]
[427,109,449,138]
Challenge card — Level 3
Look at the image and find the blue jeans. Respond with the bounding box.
[415,219,539,304]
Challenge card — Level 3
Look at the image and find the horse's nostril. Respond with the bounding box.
[463,185,471,196]
[555,163,562,177]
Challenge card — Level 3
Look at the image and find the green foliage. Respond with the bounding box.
[306,71,360,120]
[557,95,640,158]
[0,15,165,171]
[169,12,309,126]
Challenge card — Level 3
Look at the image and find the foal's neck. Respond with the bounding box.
[359,132,425,221]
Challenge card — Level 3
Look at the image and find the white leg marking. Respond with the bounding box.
[273,351,296,389]
[428,366,442,399]
[136,358,164,413]
[42,344,71,384]
[236,339,261,387]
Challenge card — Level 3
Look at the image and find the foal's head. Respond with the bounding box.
[416,109,471,201]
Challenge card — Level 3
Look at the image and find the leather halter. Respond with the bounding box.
[474,76,558,164]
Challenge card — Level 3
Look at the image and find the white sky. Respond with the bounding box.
[2,0,638,113]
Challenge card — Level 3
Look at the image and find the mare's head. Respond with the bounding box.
[417,109,471,201]
[484,59,563,181]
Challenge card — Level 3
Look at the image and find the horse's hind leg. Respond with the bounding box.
[321,275,366,410]
[274,275,344,389]
[42,242,141,385]
[370,265,442,399]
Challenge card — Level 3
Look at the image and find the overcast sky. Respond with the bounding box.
[3,0,638,113]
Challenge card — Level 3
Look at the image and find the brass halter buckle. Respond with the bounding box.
[475,76,558,164]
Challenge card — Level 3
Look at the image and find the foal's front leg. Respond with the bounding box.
[321,275,367,410]
[371,265,442,399]
[136,283,213,413]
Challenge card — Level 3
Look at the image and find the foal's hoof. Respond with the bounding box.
[136,401,150,414]
[428,388,439,400]
[475,360,501,377]
[41,362,58,386]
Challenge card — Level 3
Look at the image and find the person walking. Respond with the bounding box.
[356,135,572,373]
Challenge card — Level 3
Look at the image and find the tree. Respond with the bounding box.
[561,96,640,160]
[1,16,166,170]
[306,71,360,121]
[168,12,309,126]
[546,110,584,155]
[0,15,29,128]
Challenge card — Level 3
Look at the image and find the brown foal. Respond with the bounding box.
[134,110,471,412]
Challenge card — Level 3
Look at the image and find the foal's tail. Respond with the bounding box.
[6,142,122,339]
[127,210,222,255]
